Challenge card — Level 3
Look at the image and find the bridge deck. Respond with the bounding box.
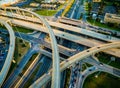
[0,17,119,57]
[0,12,119,42]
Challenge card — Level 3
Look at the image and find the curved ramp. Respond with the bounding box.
[1,7,60,88]
[29,42,120,88]
[0,20,15,86]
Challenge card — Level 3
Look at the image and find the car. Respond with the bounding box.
[82,75,85,78]
[66,59,69,62]
[0,57,4,59]
[1,53,5,56]
[97,47,100,49]
[46,72,51,75]
[0,58,3,62]
[98,28,103,30]
[73,79,76,82]
[89,69,92,71]
[99,62,103,66]
[86,50,89,52]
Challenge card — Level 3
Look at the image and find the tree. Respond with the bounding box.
[34,0,44,4]
[88,2,92,14]
[22,44,26,47]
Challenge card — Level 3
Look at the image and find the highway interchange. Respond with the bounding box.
[0,13,120,57]
[0,2,120,88]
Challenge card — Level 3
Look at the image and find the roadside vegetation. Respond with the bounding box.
[35,2,66,16]
[95,52,120,69]
[0,25,33,33]
[64,69,71,88]
[84,0,120,32]
[87,18,120,32]
[81,63,93,71]
[83,72,120,88]
[35,9,57,16]
[13,26,33,33]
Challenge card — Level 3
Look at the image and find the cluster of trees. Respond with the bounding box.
[84,1,92,14]
[34,0,44,3]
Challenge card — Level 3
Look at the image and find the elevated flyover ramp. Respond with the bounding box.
[0,7,60,88]
[0,9,119,42]
[30,42,120,88]
[0,20,15,87]
[0,17,119,57]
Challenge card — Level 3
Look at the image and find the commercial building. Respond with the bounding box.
[104,13,120,24]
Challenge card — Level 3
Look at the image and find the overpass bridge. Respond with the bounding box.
[0,8,119,42]
[58,17,120,36]
[15,32,77,57]
[0,7,60,88]
[58,17,84,27]
[0,16,120,57]
[0,7,120,87]
[30,41,120,88]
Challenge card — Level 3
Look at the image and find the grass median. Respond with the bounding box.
[83,72,120,88]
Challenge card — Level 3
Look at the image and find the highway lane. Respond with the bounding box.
[15,31,65,60]
[70,0,80,19]
[0,12,118,42]
[0,12,119,47]
[33,56,52,82]
[84,57,120,77]
[1,11,120,41]
[8,19,120,58]
[58,17,84,27]
[14,35,101,87]
[0,15,119,87]
[99,65,120,78]
[14,30,66,87]
[60,71,66,88]
[0,7,119,87]
[15,32,77,57]
[14,53,41,88]
[29,42,120,88]
[2,48,37,88]
[0,17,119,57]
[1,15,120,57]
[1,7,60,88]
[58,17,120,36]
[69,62,81,88]
[84,56,120,78]
[83,57,120,77]
[11,19,103,47]
[66,1,87,86]
[0,11,119,42]
[49,21,119,42]
[0,20,15,87]
[77,66,99,88]
[78,57,120,88]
